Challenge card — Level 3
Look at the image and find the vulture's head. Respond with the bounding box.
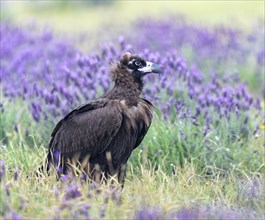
[110,52,161,93]
[119,52,161,79]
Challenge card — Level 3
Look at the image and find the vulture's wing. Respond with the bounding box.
[49,98,123,158]
[133,98,154,149]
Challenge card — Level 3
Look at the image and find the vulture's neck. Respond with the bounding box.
[103,64,143,100]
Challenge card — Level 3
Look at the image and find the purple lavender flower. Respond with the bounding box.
[99,204,106,219]
[110,188,122,205]
[135,207,163,220]
[175,207,200,220]
[80,204,90,218]
[0,160,5,182]
[104,192,110,204]
[1,19,263,171]
[11,213,23,220]
[256,50,265,65]
[2,21,262,126]
[170,204,263,220]
[5,183,11,196]
[87,192,93,199]
[0,103,4,113]
[60,174,68,182]
[238,176,264,201]
[53,150,60,164]
[119,35,126,50]
[63,184,82,201]
[25,128,29,137]
[13,168,18,181]
[194,106,201,118]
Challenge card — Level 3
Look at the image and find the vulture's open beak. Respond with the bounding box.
[139,61,161,74]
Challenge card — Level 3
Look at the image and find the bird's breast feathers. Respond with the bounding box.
[119,99,154,131]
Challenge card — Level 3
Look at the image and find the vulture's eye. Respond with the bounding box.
[134,60,142,67]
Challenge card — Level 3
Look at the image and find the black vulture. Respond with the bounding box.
[45,52,161,185]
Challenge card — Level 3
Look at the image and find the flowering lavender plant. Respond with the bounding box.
[1,21,262,122]
[1,19,264,172]
[135,206,163,220]
[63,184,82,201]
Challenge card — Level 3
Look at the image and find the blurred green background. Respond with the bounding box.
[1,0,264,32]
[2,0,264,55]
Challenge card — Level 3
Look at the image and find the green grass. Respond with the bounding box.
[1,96,264,218]
[1,97,264,174]
[1,154,264,219]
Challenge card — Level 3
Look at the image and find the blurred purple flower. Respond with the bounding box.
[1,20,263,170]
[99,204,106,219]
[1,21,262,127]
[14,168,18,181]
[175,207,200,220]
[80,204,90,218]
[170,205,263,220]
[0,103,4,113]
[63,184,82,201]
[256,50,265,65]
[237,176,264,201]
[135,207,162,220]
[0,160,6,182]
[5,183,11,196]
[110,188,122,205]
[87,192,93,199]
[60,174,68,182]
[11,213,23,220]
[53,150,60,164]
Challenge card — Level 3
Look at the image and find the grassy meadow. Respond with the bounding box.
[1,1,265,219]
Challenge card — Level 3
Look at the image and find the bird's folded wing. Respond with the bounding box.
[49,99,123,157]
[133,98,154,149]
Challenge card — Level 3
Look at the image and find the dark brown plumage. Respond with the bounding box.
[46,52,161,185]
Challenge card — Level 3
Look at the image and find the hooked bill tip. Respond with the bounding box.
[151,63,161,74]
